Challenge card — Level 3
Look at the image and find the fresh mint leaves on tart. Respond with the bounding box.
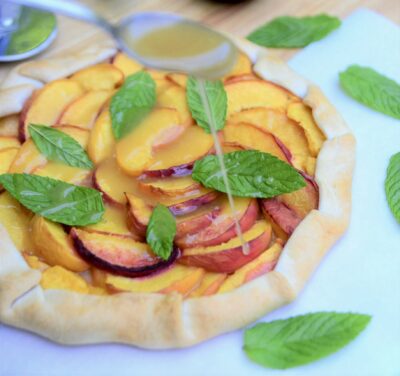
[247,14,341,48]
[186,76,227,133]
[28,124,93,169]
[243,312,371,370]
[0,173,104,226]
[340,65,400,120]
[192,150,306,198]
[385,152,400,223]
[146,204,177,261]
[110,71,156,139]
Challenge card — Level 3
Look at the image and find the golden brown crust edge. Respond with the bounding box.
[0,36,355,349]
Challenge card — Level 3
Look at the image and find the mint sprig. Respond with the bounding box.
[247,14,341,48]
[29,124,93,169]
[340,65,400,120]
[385,152,400,222]
[244,312,371,369]
[146,204,176,261]
[0,173,104,226]
[186,76,227,133]
[110,71,156,139]
[192,150,306,198]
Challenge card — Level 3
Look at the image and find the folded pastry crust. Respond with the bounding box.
[0,35,355,349]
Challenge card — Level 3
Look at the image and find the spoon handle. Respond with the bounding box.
[4,0,115,35]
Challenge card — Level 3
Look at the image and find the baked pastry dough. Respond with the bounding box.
[0,35,355,349]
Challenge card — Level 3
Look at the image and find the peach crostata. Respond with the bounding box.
[0,38,355,348]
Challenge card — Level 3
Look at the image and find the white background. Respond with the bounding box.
[1,8,399,376]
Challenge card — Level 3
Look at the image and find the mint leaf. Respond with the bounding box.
[29,124,93,169]
[110,71,156,139]
[244,312,371,369]
[247,14,341,48]
[192,150,306,198]
[186,77,227,133]
[385,152,400,222]
[0,173,104,226]
[146,204,176,261]
[340,65,400,120]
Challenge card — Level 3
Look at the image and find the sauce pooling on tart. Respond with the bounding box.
[0,51,324,298]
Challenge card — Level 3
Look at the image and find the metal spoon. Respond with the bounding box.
[3,0,238,78]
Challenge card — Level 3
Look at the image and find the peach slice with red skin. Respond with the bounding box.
[71,228,179,278]
[99,264,205,297]
[225,79,291,118]
[57,90,111,129]
[176,197,259,249]
[19,79,84,141]
[157,85,193,125]
[188,272,227,297]
[138,177,203,200]
[168,191,220,216]
[125,193,152,237]
[223,122,291,162]
[116,107,185,176]
[261,172,319,236]
[142,125,215,178]
[112,52,143,77]
[70,63,124,91]
[218,241,283,293]
[179,220,272,273]
[166,73,187,88]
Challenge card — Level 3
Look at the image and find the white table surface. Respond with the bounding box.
[1,8,399,376]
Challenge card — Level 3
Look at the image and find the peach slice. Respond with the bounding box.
[225,80,290,118]
[176,197,259,248]
[58,90,111,129]
[0,192,32,251]
[188,272,227,297]
[101,264,205,297]
[179,220,272,273]
[83,205,133,239]
[10,125,89,174]
[0,147,18,175]
[223,52,253,80]
[155,78,176,96]
[19,79,84,141]
[223,122,290,162]
[33,162,91,185]
[295,155,317,176]
[218,241,283,293]
[40,265,90,294]
[126,193,152,237]
[71,228,179,278]
[168,191,220,216]
[228,107,310,161]
[70,63,124,91]
[94,157,139,206]
[31,215,89,272]
[176,205,221,238]
[224,74,259,85]
[112,52,143,77]
[287,102,325,156]
[0,115,19,137]
[0,136,20,151]
[138,176,203,200]
[87,108,115,164]
[157,85,193,125]
[23,253,49,271]
[143,125,214,178]
[116,108,185,176]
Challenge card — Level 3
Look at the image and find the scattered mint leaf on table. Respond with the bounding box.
[29,124,93,169]
[0,173,104,226]
[110,71,156,139]
[339,65,400,120]
[385,152,400,223]
[244,312,371,369]
[247,14,341,48]
[192,150,306,198]
[186,76,227,133]
[146,204,177,261]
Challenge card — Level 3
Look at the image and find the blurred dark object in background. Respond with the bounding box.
[207,0,254,4]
